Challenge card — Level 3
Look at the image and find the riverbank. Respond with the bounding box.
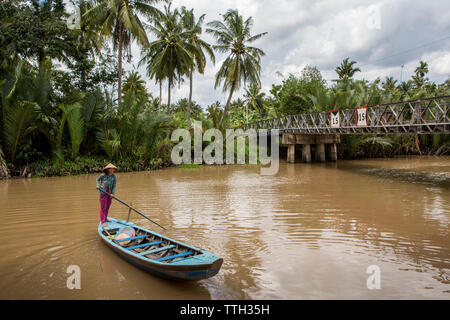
[3,153,448,180]
[1,134,448,179]
[0,156,173,179]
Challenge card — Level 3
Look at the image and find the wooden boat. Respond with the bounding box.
[98,218,223,281]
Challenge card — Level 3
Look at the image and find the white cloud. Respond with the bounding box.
[119,0,450,108]
[427,51,450,75]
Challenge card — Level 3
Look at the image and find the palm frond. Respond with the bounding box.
[67,106,85,158]
[4,100,38,162]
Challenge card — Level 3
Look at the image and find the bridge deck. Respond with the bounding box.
[242,96,450,135]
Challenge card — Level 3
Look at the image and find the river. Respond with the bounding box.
[0,156,449,299]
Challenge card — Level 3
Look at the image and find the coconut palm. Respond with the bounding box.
[70,0,99,91]
[141,45,165,113]
[122,70,146,95]
[398,81,413,97]
[415,61,429,78]
[84,0,160,104]
[335,58,361,81]
[413,61,429,89]
[141,4,195,113]
[206,9,267,125]
[382,76,397,92]
[243,84,266,122]
[180,7,215,128]
[206,102,225,131]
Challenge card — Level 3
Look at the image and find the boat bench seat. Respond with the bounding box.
[154,251,193,262]
[115,235,148,243]
[139,245,176,256]
[126,241,163,250]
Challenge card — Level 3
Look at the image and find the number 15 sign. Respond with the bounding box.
[356,106,368,126]
[330,110,340,128]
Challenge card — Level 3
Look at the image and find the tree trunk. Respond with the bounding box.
[80,33,87,91]
[220,85,235,126]
[0,149,9,178]
[117,31,123,105]
[167,78,172,113]
[188,69,193,129]
[158,80,162,113]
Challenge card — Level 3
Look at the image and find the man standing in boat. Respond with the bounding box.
[96,163,117,228]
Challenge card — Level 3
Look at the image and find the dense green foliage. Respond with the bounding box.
[227,61,450,158]
[0,1,448,178]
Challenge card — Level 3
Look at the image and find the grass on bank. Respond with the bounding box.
[176,163,204,169]
[24,156,170,178]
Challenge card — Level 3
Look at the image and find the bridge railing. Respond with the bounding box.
[241,95,450,134]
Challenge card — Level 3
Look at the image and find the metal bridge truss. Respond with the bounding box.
[241,96,450,135]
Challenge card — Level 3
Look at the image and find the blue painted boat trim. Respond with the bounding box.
[154,251,194,262]
[98,218,221,266]
[115,235,149,242]
[126,241,163,250]
[139,245,175,256]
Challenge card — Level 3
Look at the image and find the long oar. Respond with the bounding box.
[99,187,167,231]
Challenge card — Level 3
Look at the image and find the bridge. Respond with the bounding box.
[241,96,450,163]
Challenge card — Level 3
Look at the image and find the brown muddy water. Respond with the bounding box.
[0,156,449,299]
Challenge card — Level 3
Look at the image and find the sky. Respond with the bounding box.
[75,0,450,108]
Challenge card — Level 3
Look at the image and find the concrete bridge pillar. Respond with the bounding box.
[315,144,326,162]
[330,144,338,162]
[287,144,295,163]
[282,133,340,163]
[301,144,311,163]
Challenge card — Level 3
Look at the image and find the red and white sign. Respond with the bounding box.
[356,106,368,126]
[330,110,340,128]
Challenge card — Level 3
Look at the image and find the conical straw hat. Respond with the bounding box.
[103,163,118,173]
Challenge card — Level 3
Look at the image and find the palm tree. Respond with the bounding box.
[335,58,361,81]
[398,81,413,96]
[415,61,429,78]
[141,46,165,113]
[413,61,429,89]
[206,9,267,125]
[382,76,397,92]
[141,4,194,113]
[122,70,146,95]
[84,0,160,105]
[206,102,225,131]
[180,7,215,128]
[243,84,265,123]
[70,0,98,91]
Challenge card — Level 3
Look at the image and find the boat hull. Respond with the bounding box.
[98,219,223,281]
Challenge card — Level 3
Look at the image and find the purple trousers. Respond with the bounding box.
[99,194,112,223]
